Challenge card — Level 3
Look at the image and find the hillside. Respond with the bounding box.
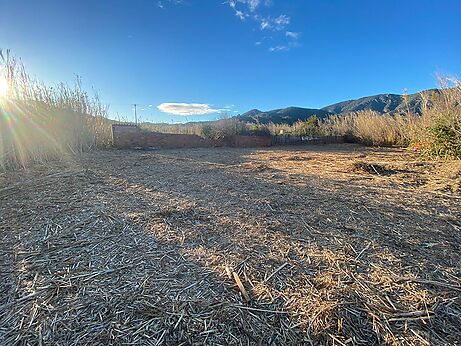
[235,89,440,125]
[322,89,439,114]
[238,107,331,125]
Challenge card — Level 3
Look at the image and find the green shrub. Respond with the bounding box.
[412,80,461,159]
[420,117,461,159]
[247,124,270,136]
[295,115,320,136]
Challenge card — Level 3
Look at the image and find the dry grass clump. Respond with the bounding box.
[322,111,420,147]
[0,49,111,169]
[321,78,461,157]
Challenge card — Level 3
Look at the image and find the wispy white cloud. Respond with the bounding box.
[274,14,290,30]
[158,103,225,116]
[259,17,271,30]
[235,10,247,20]
[226,1,300,51]
[286,31,300,39]
[158,0,183,9]
[246,0,261,12]
[269,45,288,52]
[269,40,300,52]
[228,1,250,20]
[229,0,261,12]
[255,14,290,31]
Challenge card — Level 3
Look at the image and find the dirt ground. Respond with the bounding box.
[1,144,460,345]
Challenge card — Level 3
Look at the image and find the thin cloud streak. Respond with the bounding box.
[286,31,300,39]
[269,45,288,52]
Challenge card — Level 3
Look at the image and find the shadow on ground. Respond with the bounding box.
[1,145,460,345]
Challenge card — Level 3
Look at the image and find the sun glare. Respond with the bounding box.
[0,75,9,97]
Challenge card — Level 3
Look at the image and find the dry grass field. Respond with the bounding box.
[1,144,460,345]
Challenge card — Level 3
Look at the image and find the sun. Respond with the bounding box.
[0,75,8,97]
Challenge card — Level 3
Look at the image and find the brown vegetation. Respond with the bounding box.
[0,49,111,169]
[1,145,460,345]
[321,82,461,157]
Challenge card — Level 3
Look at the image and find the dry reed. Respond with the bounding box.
[321,78,461,155]
[322,111,421,147]
[0,49,111,169]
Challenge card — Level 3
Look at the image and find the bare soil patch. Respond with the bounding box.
[1,144,460,345]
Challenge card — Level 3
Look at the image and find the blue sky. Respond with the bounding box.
[1,0,460,123]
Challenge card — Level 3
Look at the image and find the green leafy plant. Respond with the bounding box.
[295,115,320,136]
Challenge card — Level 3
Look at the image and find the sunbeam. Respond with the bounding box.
[0,75,8,98]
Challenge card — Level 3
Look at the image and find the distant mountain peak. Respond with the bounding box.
[241,109,262,116]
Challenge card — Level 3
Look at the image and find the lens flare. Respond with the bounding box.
[0,75,8,97]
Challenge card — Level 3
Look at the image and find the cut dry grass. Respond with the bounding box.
[1,145,460,345]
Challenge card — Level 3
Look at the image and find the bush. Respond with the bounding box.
[427,119,461,158]
[201,124,216,139]
[412,80,461,159]
[294,115,320,136]
[247,123,271,136]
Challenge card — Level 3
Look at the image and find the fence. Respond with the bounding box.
[111,125,351,150]
[272,135,346,146]
[111,124,272,149]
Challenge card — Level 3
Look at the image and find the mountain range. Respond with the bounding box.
[238,89,438,125]
[239,107,331,125]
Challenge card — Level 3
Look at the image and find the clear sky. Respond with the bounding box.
[1,0,460,123]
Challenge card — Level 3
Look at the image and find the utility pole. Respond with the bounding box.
[133,103,138,125]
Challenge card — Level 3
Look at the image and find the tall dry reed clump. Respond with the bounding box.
[322,111,421,147]
[0,49,112,169]
[322,78,461,158]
